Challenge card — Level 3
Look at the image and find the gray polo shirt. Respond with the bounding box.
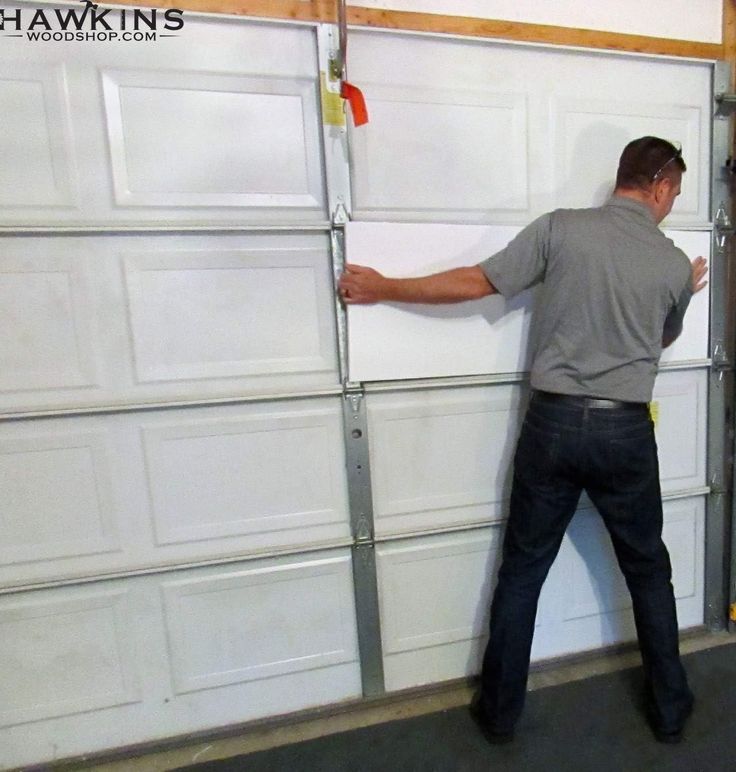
[478,196,693,402]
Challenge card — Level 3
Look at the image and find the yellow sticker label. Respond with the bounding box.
[320,72,345,127]
[648,401,659,427]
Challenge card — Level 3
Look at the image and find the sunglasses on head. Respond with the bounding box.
[651,143,682,181]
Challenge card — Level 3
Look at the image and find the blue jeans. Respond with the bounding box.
[480,392,693,733]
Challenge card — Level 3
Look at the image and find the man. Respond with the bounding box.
[339,136,708,744]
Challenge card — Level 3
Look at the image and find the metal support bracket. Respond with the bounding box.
[342,386,385,695]
[343,387,374,543]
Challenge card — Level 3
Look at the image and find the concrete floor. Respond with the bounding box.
[78,629,733,772]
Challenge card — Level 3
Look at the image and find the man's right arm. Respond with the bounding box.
[339,264,496,305]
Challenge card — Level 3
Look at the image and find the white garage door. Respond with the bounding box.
[0,9,361,768]
[343,30,714,691]
[0,7,722,767]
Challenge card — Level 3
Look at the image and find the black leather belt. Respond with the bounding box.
[531,390,646,411]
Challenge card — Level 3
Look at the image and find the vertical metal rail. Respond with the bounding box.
[343,387,386,695]
[318,22,386,695]
[708,61,734,630]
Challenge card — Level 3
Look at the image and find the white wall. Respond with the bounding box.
[350,0,723,45]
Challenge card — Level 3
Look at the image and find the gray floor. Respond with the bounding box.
[79,630,733,772]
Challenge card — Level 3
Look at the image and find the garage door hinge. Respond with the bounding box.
[344,383,364,409]
[714,204,734,249]
[332,202,349,226]
[354,515,373,545]
[715,92,736,118]
[709,472,727,496]
[711,343,732,381]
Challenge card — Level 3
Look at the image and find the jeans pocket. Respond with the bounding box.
[514,419,561,484]
[609,429,659,491]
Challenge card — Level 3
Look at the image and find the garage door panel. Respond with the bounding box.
[551,98,702,215]
[0,233,339,411]
[368,386,522,536]
[652,369,707,492]
[377,531,500,658]
[0,429,120,566]
[123,247,335,386]
[0,587,141,728]
[0,16,325,225]
[0,245,102,394]
[0,399,350,587]
[0,61,79,210]
[143,408,347,546]
[162,556,358,694]
[0,552,361,768]
[346,223,708,382]
[102,69,324,211]
[378,497,704,691]
[351,85,528,220]
[377,530,500,690]
[368,370,705,542]
[350,33,710,225]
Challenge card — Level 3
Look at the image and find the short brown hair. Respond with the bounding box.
[615,136,686,191]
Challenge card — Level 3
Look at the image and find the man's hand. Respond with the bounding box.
[691,256,708,294]
[339,264,388,304]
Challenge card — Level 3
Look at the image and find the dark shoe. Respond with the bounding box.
[651,696,694,744]
[469,693,515,745]
[653,727,683,744]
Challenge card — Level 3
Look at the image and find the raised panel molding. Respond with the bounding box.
[377,531,501,655]
[0,62,78,210]
[101,69,325,211]
[0,588,140,727]
[351,85,528,220]
[368,387,523,535]
[0,249,100,394]
[0,429,121,566]
[123,248,335,384]
[551,97,701,218]
[161,556,358,693]
[142,409,346,545]
[653,369,707,493]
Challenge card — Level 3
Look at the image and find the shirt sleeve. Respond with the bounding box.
[662,284,693,342]
[662,249,693,340]
[477,213,553,298]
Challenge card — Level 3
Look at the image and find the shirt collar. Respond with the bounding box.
[605,194,657,223]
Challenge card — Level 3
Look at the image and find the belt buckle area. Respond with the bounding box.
[585,397,619,410]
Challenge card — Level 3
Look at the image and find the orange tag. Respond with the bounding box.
[341,81,369,126]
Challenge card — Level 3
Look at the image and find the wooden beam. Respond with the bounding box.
[347,8,724,61]
[110,1,723,61]
[724,0,736,72]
